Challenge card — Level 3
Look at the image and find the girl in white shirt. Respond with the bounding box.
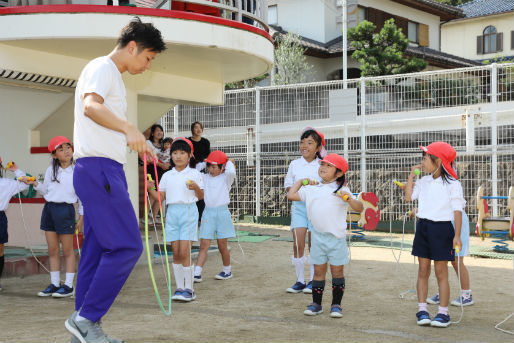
[283,127,325,294]
[23,136,83,298]
[0,159,29,291]
[405,141,465,328]
[148,138,204,302]
[288,153,363,318]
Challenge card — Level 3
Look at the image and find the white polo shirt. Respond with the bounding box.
[34,165,83,215]
[159,166,204,205]
[412,175,466,221]
[202,161,236,208]
[0,170,29,211]
[298,182,356,239]
[284,157,321,189]
[74,56,128,164]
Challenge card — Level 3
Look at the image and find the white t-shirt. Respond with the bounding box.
[298,182,356,239]
[284,157,322,189]
[74,56,128,164]
[159,166,204,204]
[34,165,83,215]
[412,175,466,221]
[0,170,29,211]
[202,161,236,208]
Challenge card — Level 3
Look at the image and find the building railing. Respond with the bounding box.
[0,0,269,32]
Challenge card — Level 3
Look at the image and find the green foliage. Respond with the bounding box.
[225,74,269,90]
[348,19,427,77]
[272,32,313,85]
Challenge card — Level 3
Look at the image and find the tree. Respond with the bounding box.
[348,18,427,77]
[272,32,312,85]
[432,0,472,6]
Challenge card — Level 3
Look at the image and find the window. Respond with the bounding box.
[268,5,277,25]
[408,21,418,43]
[483,26,497,53]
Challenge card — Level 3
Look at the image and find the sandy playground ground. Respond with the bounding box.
[0,224,513,343]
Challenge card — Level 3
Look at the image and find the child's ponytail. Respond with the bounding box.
[333,173,346,194]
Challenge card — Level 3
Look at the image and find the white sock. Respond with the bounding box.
[50,271,60,287]
[172,264,185,290]
[462,289,471,298]
[292,256,305,284]
[65,273,75,288]
[183,266,193,290]
[194,266,203,277]
[222,265,231,274]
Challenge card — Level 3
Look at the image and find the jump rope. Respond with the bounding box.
[494,256,514,335]
[391,175,464,324]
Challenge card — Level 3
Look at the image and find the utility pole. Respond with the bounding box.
[342,0,347,88]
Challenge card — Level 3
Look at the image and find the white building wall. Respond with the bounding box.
[272,0,326,42]
[442,13,514,61]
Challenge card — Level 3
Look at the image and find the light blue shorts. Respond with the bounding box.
[165,203,199,242]
[310,229,350,266]
[290,201,313,231]
[452,211,470,257]
[199,205,235,240]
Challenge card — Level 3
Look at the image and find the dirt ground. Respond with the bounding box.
[1,224,513,343]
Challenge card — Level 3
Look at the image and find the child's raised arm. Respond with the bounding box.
[287,179,316,201]
[337,191,364,212]
[225,160,236,186]
[405,164,421,202]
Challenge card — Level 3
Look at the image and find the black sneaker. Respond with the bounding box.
[53,285,74,298]
[38,284,60,297]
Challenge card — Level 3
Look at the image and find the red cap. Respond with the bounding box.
[205,150,228,165]
[419,141,458,180]
[48,136,71,153]
[320,153,349,173]
[173,137,194,154]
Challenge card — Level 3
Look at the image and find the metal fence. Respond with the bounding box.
[161,63,514,226]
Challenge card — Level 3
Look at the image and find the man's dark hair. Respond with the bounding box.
[118,17,166,53]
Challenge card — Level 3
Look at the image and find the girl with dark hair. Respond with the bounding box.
[148,137,203,302]
[405,141,465,328]
[0,159,29,292]
[283,127,326,294]
[189,121,211,221]
[287,153,363,318]
[23,136,83,298]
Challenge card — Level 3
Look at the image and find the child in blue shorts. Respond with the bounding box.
[288,153,363,318]
[193,150,236,282]
[0,158,29,292]
[284,127,325,294]
[405,141,465,328]
[22,136,83,298]
[149,138,204,302]
[427,210,474,306]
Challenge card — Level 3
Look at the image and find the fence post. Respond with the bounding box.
[465,108,475,153]
[359,77,366,192]
[173,105,179,138]
[255,87,261,220]
[343,122,349,160]
[491,63,498,216]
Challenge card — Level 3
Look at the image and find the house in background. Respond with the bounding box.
[441,0,514,63]
[267,0,479,83]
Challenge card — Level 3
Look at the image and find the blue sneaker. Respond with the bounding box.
[175,288,196,302]
[171,288,185,301]
[302,281,313,294]
[194,275,202,283]
[304,303,323,316]
[451,295,474,306]
[52,285,74,298]
[215,271,232,280]
[416,311,431,326]
[426,294,440,305]
[38,284,60,297]
[330,304,343,318]
[430,313,451,327]
[286,281,306,293]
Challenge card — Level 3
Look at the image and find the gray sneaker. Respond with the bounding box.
[65,312,108,343]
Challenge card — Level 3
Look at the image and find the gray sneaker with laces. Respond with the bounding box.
[65,312,109,343]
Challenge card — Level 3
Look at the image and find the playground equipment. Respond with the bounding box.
[476,186,514,252]
[347,192,380,239]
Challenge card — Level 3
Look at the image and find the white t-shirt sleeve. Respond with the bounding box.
[35,167,52,195]
[224,161,236,187]
[449,180,466,212]
[411,177,424,200]
[80,62,112,100]
[298,186,308,202]
[340,186,356,200]
[284,161,294,189]
[158,172,168,192]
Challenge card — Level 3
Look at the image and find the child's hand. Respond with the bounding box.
[18,176,37,186]
[301,178,318,186]
[408,209,417,218]
[410,164,422,177]
[337,190,351,201]
[453,237,462,253]
[6,162,18,172]
[75,216,84,233]
[186,180,198,190]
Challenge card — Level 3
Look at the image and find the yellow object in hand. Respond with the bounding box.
[18,176,35,182]
[337,191,349,201]
[393,180,404,188]
[455,245,460,253]
[6,161,14,169]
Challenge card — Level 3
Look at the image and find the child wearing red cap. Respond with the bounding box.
[148,138,204,302]
[0,158,29,291]
[21,136,83,298]
[284,127,326,294]
[193,150,236,281]
[287,153,363,318]
[405,141,465,328]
